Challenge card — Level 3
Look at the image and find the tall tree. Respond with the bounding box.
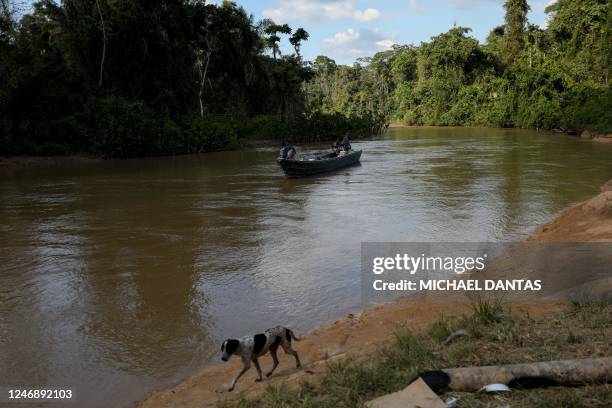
[503,0,530,62]
[0,0,12,33]
[94,0,106,88]
[264,22,291,59]
[289,27,309,59]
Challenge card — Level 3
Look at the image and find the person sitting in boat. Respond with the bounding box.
[341,135,352,151]
[329,139,340,157]
[334,143,343,157]
[279,142,296,160]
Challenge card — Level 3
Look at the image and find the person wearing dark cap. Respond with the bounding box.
[279,142,296,159]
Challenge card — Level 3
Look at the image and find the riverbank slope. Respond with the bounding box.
[529,179,612,242]
[578,130,612,145]
[135,180,612,407]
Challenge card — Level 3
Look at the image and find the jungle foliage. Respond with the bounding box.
[0,0,381,157]
[1,0,610,157]
[304,0,611,134]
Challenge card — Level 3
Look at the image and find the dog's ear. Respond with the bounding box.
[225,339,239,355]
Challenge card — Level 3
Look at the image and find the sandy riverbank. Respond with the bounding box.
[135,182,612,407]
[529,179,612,242]
[578,130,612,145]
[135,301,565,408]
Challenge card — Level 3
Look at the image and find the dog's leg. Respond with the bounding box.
[228,357,250,392]
[252,357,263,382]
[281,343,302,368]
[266,345,280,377]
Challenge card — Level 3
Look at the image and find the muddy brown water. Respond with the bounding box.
[1,127,611,407]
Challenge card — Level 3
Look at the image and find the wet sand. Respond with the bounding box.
[136,181,612,407]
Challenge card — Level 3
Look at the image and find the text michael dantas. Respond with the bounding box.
[371,254,542,292]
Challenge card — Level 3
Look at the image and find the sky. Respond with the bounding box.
[229,0,554,64]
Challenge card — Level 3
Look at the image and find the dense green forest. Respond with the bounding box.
[0,0,610,157]
[0,0,384,157]
[305,0,611,133]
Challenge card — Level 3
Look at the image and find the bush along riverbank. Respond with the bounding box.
[0,106,384,159]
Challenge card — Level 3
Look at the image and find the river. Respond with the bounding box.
[1,127,611,407]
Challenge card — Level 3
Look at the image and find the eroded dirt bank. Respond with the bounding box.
[528,179,612,242]
[136,180,612,408]
[577,130,612,144]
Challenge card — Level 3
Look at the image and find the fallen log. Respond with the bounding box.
[420,357,612,393]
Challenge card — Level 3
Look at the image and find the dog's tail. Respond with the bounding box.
[287,328,301,342]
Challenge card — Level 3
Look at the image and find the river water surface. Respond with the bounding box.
[1,127,612,407]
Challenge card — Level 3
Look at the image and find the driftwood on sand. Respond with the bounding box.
[420,357,612,392]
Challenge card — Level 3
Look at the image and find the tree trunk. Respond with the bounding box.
[198,51,211,118]
[421,357,612,393]
[95,0,107,89]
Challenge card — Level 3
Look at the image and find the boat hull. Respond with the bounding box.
[278,150,362,177]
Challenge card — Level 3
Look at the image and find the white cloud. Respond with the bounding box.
[322,28,397,61]
[324,28,361,45]
[353,8,381,22]
[376,39,396,49]
[263,0,381,23]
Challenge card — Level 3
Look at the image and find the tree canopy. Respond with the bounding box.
[0,0,609,157]
[1,0,375,156]
[304,0,610,133]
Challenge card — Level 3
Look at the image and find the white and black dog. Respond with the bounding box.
[221,326,302,391]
